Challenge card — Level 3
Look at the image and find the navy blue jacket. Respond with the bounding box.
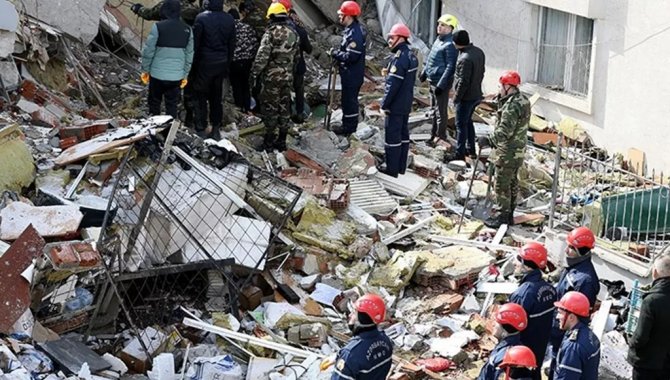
[552,258,600,344]
[381,42,417,115]
[554,322,600,380]
[509,270,557,366]
[421,33,457,90]
[477,333,521,380]
[288,19,312,76]
[192,0,235,69]
[333,20,366,87]
[331,328,393,380]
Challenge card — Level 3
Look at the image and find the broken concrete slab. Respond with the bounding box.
[369,251,425,294]
[0,61,19,89]
[0,125,36,193]
[19,0,106,44]
[0,0,18,58]
[1,202,83,240]
[375,170,431,199]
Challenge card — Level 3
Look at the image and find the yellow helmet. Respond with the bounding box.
[266,2,288,19]
[437,14,458,29]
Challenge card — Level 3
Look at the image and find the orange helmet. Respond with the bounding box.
[518,241,548,269]
[500,346,537,369]
[554,291,590,317]
[388,23,411,38]
[499,70,521,86]
[495,303,527,331]
[567,226,596,250]
[354,294,386,324]
[338,1,361,17]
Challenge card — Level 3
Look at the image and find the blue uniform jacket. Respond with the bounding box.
[509,270,557,363]
[333,20,366,87]
[554,322,600,380]
[331,328,393,380]
[421,33,457,90]
[477,333,521,380]
[552,259,600,342]
[381,42,418,115]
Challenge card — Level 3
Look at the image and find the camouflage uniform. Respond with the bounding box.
[244,0,268,39]
[250,18,299,150]
[489,91,530,219]
[136,0,200,25]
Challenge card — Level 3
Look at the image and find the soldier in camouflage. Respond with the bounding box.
[242,0,268,40]
[250,2,299,152]
[478,70,530,228]
[131,0,200,26]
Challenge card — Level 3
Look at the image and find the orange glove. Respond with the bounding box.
[320,355,336,371]
[180,79,188,89]
[140,72,150,85]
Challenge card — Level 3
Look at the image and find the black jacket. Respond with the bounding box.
[192,0,235,70]
[289,19,312,76]
[628,277,670,370]
[453,44,485,103]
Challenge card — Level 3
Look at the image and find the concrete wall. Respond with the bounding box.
[435,0,670,173]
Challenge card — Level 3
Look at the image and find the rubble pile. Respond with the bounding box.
[0,1,663,380]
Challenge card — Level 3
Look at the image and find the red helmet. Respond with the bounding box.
[566,226,595,250]
[518,241,548,269]
[554,291,590,317]
[338,1,361,17]
[354,293,386,324]
[499,70,521,86]
[273,0,292,11]
[388,23,411,38]
[495,303,527,331]
[500,346,537,369]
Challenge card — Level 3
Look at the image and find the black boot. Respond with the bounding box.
[484,212,511,228]
[209,125,221,141]
[259,133,275,152]
[273,129,288,152]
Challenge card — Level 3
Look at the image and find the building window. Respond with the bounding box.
[391,0,439,45]
[536,7,594,96]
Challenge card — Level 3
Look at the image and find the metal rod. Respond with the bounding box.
[549,132,562,228]
[457,146,483,233]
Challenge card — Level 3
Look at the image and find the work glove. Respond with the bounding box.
[478,135,491,148]
[328,47,337,57]
[130,3,143,14]
[320,355,336,371]
[434,86,444,96]
[180,79,188,89]
[140,72,150,85]
[419,72,427,83]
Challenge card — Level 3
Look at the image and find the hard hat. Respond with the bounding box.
[272,0,292,11]
[518,241,548,269]
[388,23,411,38]
[437,14,458,29]
[499,70,521,86]
[338,1,361,17]
[495,303,528,331]
[266,2,287,18]
[566,226,596,250]
[554,291,590,317]
[499,346,537,369]
[353,293,386,324]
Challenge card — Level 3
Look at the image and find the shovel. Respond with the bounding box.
[472,162,495,220]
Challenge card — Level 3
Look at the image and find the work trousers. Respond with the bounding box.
[494,162,521,215]
[293,72,306,117]
[192,64,226,132]
[384,113,410,177]
[340,84,361,135]
[148,77,181,118]
[230,59,253,112]
[430,85,450,141]
[633,366,670,380]
[455,99,480,158]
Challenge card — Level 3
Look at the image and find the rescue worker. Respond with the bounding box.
[498,345,537,380]
[241,0,266,39]
[477,303,527,380]
[419,14,458,146]
[229,6,259,113]
[272,0,292,11]
[331,293,393,379]
[549,226,600,380]
[330,1,366,135]
[140,0,193,119]
[380,23,418,178]
[552,291,600,380]
[478,70,530,228]
[250,3,299,152]
[508,242,557,380]
[191,0,235,139]
[288,8,313,124]
[131,0,200,26]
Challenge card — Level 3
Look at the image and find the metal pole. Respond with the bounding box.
[549,132,562,229]
[457,146,483,233]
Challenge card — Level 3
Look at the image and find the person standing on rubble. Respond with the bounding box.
[288,8,313,124]
[191,0,235,139]
[379,23,417,178]
[627,254,670,380]
[140,0,194,119]
[419,14,458,146]
[498,345,537,380]
[131,0,200,26]
[508,242,557,380]
[250,3,299,152]
[478,303,527,380]
[449,30,485,162]
[548,226,600,380]
[229,6,259,113]
[477,70,530,228]
[551,291,600,380]
[330,1,366,135]
[330,294,393,380]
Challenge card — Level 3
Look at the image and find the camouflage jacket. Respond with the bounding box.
[137,0,200,26]
[490,91,530,165]
[251,20,299,84]
[245,5,267,40]
[233,20,259,61]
